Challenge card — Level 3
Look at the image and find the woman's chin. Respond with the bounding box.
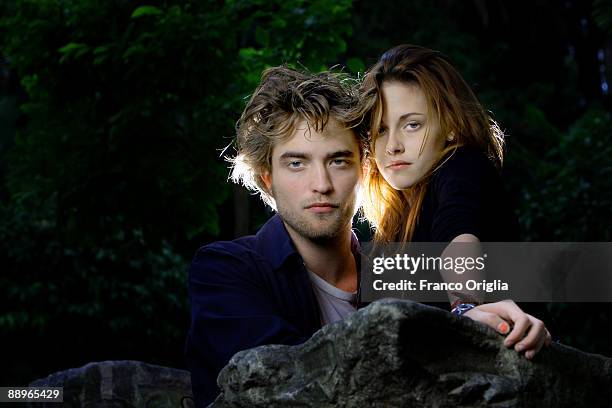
[383,177,416,190]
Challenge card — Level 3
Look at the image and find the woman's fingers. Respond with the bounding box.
[464,308,511,335]
[497,320,511,335]
[521,319,548,359]
[504,314,531,348]
[462,300,552,359]
[515,317,545,349]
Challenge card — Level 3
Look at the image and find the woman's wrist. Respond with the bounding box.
[451,302,478,316]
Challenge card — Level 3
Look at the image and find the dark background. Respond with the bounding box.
[1,0,611,386]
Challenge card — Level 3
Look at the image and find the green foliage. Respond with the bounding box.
[348,0,481,76]
[519,108,612,240]
[131,5,163,18]
[2,1,237,246]
[593,0,612,34]
[230,0,353,87]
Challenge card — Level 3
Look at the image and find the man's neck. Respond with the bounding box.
[284,223,357,293]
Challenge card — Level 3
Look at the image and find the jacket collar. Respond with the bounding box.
[255,214,300,270]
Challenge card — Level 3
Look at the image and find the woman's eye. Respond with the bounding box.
[288,161,303,169]
[378,127,387,136]
[404,122,421,131]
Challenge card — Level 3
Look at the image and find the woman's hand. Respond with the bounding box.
[463,299,552,359]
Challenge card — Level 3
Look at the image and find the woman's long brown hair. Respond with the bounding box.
[357,44,504,242]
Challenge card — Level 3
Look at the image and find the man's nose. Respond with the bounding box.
[385,130,405,155]
[311,164,333,194]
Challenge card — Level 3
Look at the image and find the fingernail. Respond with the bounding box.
[515,344,524,352]
[498,322,510,334]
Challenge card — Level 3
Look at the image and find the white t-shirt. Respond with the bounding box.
[308,270,357,325]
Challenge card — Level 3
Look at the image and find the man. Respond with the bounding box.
[185,67,550,407]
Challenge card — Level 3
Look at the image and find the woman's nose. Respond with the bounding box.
[385,131,405,155]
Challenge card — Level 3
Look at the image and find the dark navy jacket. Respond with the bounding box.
[185,214,362,407]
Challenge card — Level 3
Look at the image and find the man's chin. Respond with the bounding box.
[303,219,348,240]
[306,231,342,242]
[279,207,351,242]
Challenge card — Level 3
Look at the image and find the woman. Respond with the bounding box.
[358,44,551,359]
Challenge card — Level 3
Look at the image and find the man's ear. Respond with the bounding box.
[261,171,272,192]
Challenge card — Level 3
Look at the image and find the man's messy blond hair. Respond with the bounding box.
[229,66,363,209]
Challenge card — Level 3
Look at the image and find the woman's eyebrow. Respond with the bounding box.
[398,112,425,121]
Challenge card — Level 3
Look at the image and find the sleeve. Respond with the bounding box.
[430,152,494,243]
[185,244,309,407]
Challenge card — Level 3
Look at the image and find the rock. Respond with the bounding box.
[212,299,612,407]
[28,360,194,408]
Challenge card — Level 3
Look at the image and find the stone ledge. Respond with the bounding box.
[29,360,193,407]
[212,299,612,407]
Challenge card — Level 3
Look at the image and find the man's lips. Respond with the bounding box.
[386,160,412,170]
[305,202,338,208]
[305,202,339,213]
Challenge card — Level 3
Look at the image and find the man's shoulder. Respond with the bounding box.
[188,236,272,292]
[189,214,296,278]
[196,235,258,258]
[191,235,265,273]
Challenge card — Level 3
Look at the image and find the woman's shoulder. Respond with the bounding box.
[440,147,496,172]
[424,147,518,242]
[428,147,503,201]
[433,147,498,185]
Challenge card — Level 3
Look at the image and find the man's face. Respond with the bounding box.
[262,118,362,242]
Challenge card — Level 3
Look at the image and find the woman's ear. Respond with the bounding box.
[446,131,456,142]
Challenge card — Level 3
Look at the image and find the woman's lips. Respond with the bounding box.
[386,161,412,170]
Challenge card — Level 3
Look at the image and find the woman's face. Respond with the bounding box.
[374,81,446,190]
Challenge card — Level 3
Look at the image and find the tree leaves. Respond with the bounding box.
[131,5,163,19]
[58,42,90,63]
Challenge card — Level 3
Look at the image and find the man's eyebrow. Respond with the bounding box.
[326,150,355,159]
[279,151,310,160]
[278,150,355,160]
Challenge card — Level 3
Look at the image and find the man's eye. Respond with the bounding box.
[331,159,350,167]
[287,161,303,169]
